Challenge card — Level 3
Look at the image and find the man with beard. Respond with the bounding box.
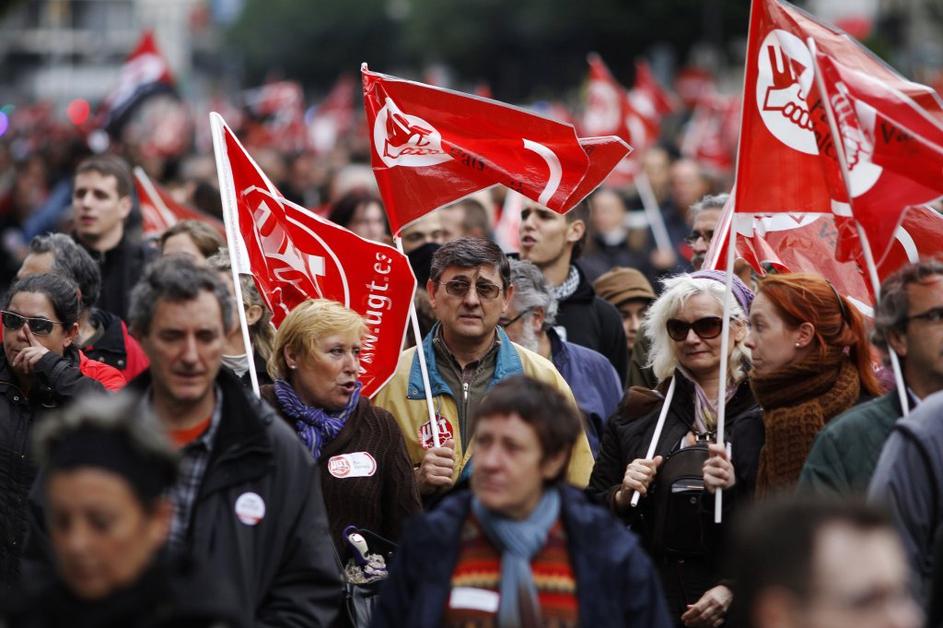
[501,260,622,457]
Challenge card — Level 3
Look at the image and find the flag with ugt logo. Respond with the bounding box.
[209,113,416,397]
[361,63,632,234]
[735,0,943,266]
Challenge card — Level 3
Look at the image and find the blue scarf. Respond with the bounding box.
[274,378,362,461]
[471,487,561,628]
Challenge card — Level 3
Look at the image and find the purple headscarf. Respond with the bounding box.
[690,269,754,314]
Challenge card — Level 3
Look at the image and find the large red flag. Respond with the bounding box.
[734,0,943,263]
[362,64,631,234]
[210,113,416,397]
[134,167,226,238]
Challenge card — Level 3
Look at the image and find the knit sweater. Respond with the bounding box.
[751,358,862,497]
[442,514,579,627]
[260,386,421,554]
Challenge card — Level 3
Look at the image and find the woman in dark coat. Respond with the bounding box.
[260,298,421,555]
[589,271,764,627]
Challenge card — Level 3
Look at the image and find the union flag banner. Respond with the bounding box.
[734,0,943,265]
[98,31,176,135]
[362,63,631,234]
[134,167,225,238]
[210,113,416,397]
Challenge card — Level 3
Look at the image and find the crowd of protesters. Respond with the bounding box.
[0,79,940,628]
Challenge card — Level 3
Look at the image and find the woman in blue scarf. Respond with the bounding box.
[260,299,420,555]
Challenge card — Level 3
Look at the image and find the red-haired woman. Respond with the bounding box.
[744,273,883,497]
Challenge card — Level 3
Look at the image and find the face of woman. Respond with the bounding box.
[2,291,77,375]
[161,233,206,263]
[671,293,742,381]
[349,202,388,243]
[287,332,361,411]
[47,468,170,601]
[745,291,802,377]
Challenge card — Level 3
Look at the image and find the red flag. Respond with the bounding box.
[243,81,308,153]
[734,0,943,264]
[362,64,631,234]
[210,113,416,397]
[583,53,657,150]
[308,74,356,155]
[630,59,677,119]
[681,93,741,172]
[99,31,176,135]
[134,167,226,238]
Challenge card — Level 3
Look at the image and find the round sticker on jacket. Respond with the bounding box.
[235,492,266,526]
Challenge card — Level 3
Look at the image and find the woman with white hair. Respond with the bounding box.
[589,270,764,628]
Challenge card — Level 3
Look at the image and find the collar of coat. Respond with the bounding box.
[407,323,523,400]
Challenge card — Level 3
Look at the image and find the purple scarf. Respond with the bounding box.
[274,379,362,461]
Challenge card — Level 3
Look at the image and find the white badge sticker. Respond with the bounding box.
[449,587,500,613]
[327,452,378,478]
[234,492,266,526]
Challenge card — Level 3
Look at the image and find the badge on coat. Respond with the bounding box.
[327,452,378,478]
[418,416,454,450]
[449,587,500,612]
[234,492,266,526]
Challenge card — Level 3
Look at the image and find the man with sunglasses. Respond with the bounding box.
[373,238,594,501]
[801,261,943,499]
[0,273,105,595]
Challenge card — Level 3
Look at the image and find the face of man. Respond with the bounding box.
[138,291,226,410]
[400,212,444,254]
[499,303,543,354]
[73,171,131,249]
[471,413,567,520]
[427,264,512,346]
[619,299,651,352]
[518,205,582,269]
[689,208,722,270]
[889,275,943,398]
[590,189,626,235]
[763,524,920,628]
[439,205,466,243]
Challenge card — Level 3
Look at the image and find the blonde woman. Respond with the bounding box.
[588,271,763,627]
[260,299,420,554]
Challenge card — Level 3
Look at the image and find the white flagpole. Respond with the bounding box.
[635,170,674,255]
[133,167,177,230]
[393,236,441,447]
[630,376,677,508]
[209,112,261,398]
[808,39,909,417]
[713,200,737,524]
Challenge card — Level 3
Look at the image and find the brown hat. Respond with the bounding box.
[593,267,656,307]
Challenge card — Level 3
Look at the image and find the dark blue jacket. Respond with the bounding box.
[550,327,623,457]
[371,486,672,628]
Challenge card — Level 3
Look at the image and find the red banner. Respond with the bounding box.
[210,113,416,397]
[361,64,631,234]
[98,31,176,134]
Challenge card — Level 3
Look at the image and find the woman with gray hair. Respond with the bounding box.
[589,270,764,627]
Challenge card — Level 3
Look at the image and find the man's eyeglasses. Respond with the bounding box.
[684,230,714,246]
[666,316,724,341]
[438,278,502,300]
[908,307,943,325]
[1,310,64,336]
[498,308,534,328]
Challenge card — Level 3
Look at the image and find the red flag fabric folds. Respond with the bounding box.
[362,64,631,234]
[210,113,416,397]
[134,167,226,239]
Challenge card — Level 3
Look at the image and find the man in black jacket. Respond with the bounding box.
[126,256,341,627]
[518,200,628,381]
[72,154,156,322]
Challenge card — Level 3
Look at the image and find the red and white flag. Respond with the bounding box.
[629,59,677,121]
[734,0,943,266]
[243,81,308,153]
[308,74,356,155]
[210,113,416,397]
[99,31,176,135]
[583,53,658,151]
[362,64,631,234]
[681,93,741,173]
[134,167,226,239]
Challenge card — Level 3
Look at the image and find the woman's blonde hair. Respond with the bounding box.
[643,275,751,383]
[268,299,367,380]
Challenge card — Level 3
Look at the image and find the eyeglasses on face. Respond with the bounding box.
[684,230,715,246]
[498,308,534,328]
[437,278,502,300]
[1,310,64,336]
[666,316,724,341]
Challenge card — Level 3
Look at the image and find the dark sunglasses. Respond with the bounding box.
[684,230,715,246]
[666,316,724,342]
[498,308,534,328]
[438,278,502,300]
[1,310,64,336]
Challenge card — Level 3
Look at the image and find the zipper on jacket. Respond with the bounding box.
[462,382,469,402]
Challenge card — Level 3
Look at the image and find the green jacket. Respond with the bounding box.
[797,392,902,496]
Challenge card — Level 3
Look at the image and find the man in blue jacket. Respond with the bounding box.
[373,375,670,628]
